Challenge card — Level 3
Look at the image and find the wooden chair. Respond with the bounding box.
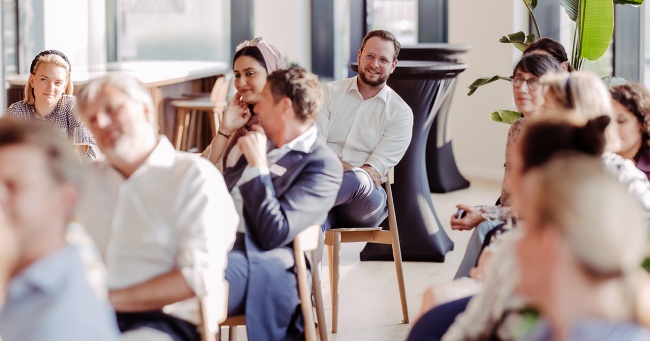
[172,73,232,151]
[218,224,328,341]
[324,168,409,333]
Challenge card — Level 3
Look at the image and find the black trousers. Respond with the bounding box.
[116,310,200,341]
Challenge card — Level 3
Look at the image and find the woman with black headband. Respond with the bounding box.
[5,50,100,160]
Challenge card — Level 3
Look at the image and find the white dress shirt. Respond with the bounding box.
[316,76,413,179]
[229,125,318,233]
[77,136,239,324]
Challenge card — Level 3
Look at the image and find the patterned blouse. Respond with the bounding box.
[500,118,527,207]
[6,95,100,160]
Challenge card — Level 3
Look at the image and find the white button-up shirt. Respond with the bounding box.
[316,76,413,180]
[78,137,238,324]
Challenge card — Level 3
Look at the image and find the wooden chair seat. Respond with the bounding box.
[325,168,409,333]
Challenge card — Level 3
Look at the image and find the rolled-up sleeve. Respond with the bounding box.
[174,161,238,299]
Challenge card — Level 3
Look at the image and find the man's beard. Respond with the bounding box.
[359,69,388,87]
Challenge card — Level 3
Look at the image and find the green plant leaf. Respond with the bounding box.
[467,75,511,96]
[489,110,522,125]
[523,0,538,10]
[499,31,536,51]
[576,0,614,61]
[558,0,578,21]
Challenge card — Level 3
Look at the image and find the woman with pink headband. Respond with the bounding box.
[202,37,286,169]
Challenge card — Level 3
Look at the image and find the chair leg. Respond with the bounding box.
[390,229,409,324]
[181,110,191,151]
[174,109,185,150]
[331,232,341,333]
[312,255,328,341]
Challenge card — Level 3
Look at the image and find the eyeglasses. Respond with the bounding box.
[236,37,265,52]
[512,77,540,91]
[361,53,393,68]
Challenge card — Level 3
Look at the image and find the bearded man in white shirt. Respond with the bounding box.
[75,74,239,341]
[316,29,413,230]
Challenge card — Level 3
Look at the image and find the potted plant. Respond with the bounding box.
[468,0,645,124]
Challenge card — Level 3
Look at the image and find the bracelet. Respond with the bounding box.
[217,130,231,139]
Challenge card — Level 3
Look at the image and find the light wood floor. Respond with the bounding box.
[222,176,501,341]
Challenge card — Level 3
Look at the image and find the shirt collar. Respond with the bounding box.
[348,76,389,103]
[7,246,77,298]
[102,136,176,180]
[277,124,318,154]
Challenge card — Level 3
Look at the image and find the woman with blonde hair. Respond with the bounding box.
[540,71,621,151]
[6,50,99,159]
[517,152,650,340]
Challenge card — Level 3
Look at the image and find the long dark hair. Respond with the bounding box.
[610,83,650,160]
[524,38,574,72]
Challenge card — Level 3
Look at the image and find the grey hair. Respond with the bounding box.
[75,73,154,116]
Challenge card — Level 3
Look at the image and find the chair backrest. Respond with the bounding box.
[210,73,233,110]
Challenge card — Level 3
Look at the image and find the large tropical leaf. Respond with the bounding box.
[523,0,538,9]
[499,31,536,52]
[467,75,511,96]
[576,0,614,61]
[489,110,522,125]
[558,0,578,21]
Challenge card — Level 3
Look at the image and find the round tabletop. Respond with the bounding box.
[351,61,467,78]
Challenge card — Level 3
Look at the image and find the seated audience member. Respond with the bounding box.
[517,153,650,341]
[224,66,343,341]
[0,119,119,341]
[316,29,413,230]
[6,50,99,159]
[75,74,239,341]
[541,72,650,215]
[202,37,286,169]
[452,53,562,279]
[610,83,650,180]
[522,37,573,72]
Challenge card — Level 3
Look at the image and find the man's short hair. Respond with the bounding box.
[0,118,82,189]
[360,29,401,60]
[266,66,323,122]
[75,73,154,118]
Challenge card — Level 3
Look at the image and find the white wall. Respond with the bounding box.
[448,0,527,181]
[254,0,311,69]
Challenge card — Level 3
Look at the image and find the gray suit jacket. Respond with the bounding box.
[224,138,342,341]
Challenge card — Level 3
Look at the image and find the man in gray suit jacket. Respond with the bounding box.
[223,66,343,341]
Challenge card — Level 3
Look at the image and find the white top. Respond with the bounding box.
[316,76,413,180]
[77,136,238,324]
[230,125,318,233]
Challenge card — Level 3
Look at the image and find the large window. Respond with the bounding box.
[115,0,230,62]
[367,0,418,45]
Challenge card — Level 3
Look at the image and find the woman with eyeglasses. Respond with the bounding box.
[450,53,562,279]
[5,50,100,160]
[202,38,286,169]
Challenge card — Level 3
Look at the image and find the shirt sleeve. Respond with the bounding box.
[365,106,413,178]
[174,160,239,301]
[315,83,331,144]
